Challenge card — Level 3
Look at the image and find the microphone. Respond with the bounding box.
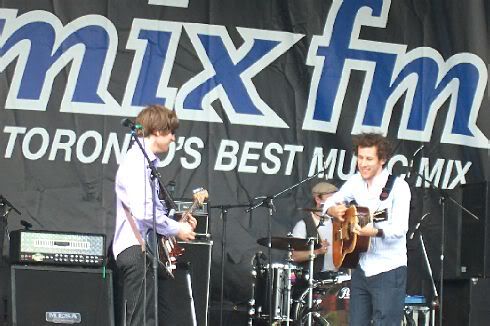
[409,212,431,239]
[120,118,143,130]
[407,145,424,178]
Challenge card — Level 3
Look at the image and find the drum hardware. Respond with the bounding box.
[306,237,316,326]
[257,236,321,251]
[252,236,353,325]
[293,273,351,326]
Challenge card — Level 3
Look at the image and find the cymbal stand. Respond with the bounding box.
[285,245,294,326]
[307,237,315,326]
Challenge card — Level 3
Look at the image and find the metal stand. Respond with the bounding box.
[183,264,198,326]
[0,195,21,261]
[418,232,438,326]
[209,203,251,326]
[307,238,315,326]
[285,254,292,326]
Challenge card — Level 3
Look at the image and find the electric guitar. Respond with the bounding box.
[146,187,208,279]
[331,205,387,269]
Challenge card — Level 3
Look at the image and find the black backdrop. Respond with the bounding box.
[0,0,489,306]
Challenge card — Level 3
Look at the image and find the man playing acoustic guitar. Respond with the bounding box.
[322,133,411,326]
[112,105,197,326]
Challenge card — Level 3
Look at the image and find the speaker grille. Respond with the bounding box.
[11,265,114,326]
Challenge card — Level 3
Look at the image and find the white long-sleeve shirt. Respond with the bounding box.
[112,140,180,259]
[292,216,336,271]
[322,169,411,276]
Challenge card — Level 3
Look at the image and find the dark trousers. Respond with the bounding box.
[116,245,156,326]
[349,266,407,326]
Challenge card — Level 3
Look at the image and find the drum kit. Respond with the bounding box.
[248,235,351,326]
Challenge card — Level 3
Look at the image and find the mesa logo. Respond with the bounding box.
[45,312,81,324]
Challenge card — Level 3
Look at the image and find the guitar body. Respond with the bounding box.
[146,188,208,279]
[146,231,177,279]
[332,205,372,269]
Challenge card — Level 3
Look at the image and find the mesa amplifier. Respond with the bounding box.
[175,200,209,236]
[9,230,105,267]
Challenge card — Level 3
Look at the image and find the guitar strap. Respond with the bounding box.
[122,203,146,253]
[379,174,397,201]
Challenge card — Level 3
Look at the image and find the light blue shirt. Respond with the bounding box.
[112,140,180,259]
[322,169,411,277]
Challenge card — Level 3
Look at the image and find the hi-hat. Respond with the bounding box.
[298,207,323,213]
[257,236,321,251]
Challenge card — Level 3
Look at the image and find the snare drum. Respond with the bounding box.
[253,263,303,321]
[293,272,351,325]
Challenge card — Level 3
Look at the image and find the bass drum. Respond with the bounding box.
[293,274,351,326]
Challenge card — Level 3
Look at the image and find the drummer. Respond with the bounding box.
[291,181,338,279]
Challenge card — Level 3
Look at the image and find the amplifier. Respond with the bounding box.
[175,200,209,236]
[9,230,105,267]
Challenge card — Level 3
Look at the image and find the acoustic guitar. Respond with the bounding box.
[332,205,386,269]
[146,187,208,279]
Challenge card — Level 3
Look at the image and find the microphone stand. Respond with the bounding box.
[419,232,438,326]
[246,167,328,326]
[409,212,437,326]
[208,203,252,326]
[127,127,177,326]
[0,195,21,264]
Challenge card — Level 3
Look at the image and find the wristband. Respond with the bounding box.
[376,228,384,238]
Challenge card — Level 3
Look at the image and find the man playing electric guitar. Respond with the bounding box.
[112,104,197,326]
[322,133,411,326]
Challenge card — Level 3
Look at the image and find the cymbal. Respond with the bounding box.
[257,236,321,251]
[298,207,322,213]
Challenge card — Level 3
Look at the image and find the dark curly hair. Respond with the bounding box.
[352,133,392,162]
[135,104,179,137]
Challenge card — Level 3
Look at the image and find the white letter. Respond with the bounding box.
[181,136,204,169]
[238,141,263,173]
[214,139,239,171]
[22,127,49,160]
[261,142,282,175]
[3,126,27,158]
[48,129,76,161]
[76,130,103,163]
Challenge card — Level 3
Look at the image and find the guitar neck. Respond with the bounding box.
[178,200,199,222]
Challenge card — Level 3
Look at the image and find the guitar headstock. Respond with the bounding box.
[192,187,209,206]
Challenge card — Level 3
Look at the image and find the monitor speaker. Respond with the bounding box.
[10,265,114,326]
[160,240,212,326]
[443,278,490,326]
